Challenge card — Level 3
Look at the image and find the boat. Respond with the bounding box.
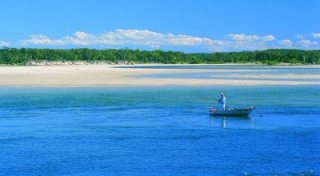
[208,106,255,116]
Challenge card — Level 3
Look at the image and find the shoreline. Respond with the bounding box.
[0,83,319,88]
[3,62,320,67]
[0,64,319,87]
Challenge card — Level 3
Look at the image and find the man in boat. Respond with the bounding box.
[217,93,226,110]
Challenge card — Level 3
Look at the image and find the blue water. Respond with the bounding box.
[0,86,319,175]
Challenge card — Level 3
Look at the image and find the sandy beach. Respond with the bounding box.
[0,64,319,87]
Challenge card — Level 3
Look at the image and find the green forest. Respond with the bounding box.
[0,48,320,65]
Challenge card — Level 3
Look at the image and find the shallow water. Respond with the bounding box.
[118,65,320,74]
[138,72,320,82]
[0,86,319,175]
[129,65,320,83]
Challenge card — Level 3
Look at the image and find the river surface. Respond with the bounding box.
[0,85,319,175]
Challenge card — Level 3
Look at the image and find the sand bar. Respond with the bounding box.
[0,65,319,87]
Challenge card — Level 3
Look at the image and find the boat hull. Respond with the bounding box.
[209,106,255,116]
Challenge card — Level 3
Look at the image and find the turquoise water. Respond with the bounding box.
[0,86,319,175]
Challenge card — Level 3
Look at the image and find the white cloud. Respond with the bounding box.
[18,29,320,51]
[222,33,277,51]
[227,34,259,41]
[73,31,92,40]
[262,35,276,41]
[298,39,318,48]
[21,30,280,51]
[21,34,64,45]
[227,33,275,42]
[0,40,10,47]
[279,39,293,47]
[312,33,320,38]
[21,29,215,48]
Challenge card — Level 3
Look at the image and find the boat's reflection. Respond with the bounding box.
[209,116,255,129]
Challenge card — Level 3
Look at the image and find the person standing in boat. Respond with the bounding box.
[218,93,226,110]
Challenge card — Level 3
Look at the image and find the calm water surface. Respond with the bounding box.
[118,65,320,74]
[0,86,319,175]
[127,65,320,82]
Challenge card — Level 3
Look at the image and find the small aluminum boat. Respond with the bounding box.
[209,106,255,116]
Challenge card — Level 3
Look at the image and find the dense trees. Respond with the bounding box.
[0,48,319,65]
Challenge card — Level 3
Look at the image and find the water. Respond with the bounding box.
[138,72,320,82]
[118,65,320,74]
[0,86,319,176]
[127,65,320,83]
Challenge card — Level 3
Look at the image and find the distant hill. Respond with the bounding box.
[0,48,319,65]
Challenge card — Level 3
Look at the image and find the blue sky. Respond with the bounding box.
[0,0,320,52]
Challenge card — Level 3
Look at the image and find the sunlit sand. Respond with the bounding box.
[0,64,319,87]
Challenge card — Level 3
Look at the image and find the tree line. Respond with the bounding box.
[0,48,319,65]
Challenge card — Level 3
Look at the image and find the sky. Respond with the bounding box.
[0,0,320,52]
